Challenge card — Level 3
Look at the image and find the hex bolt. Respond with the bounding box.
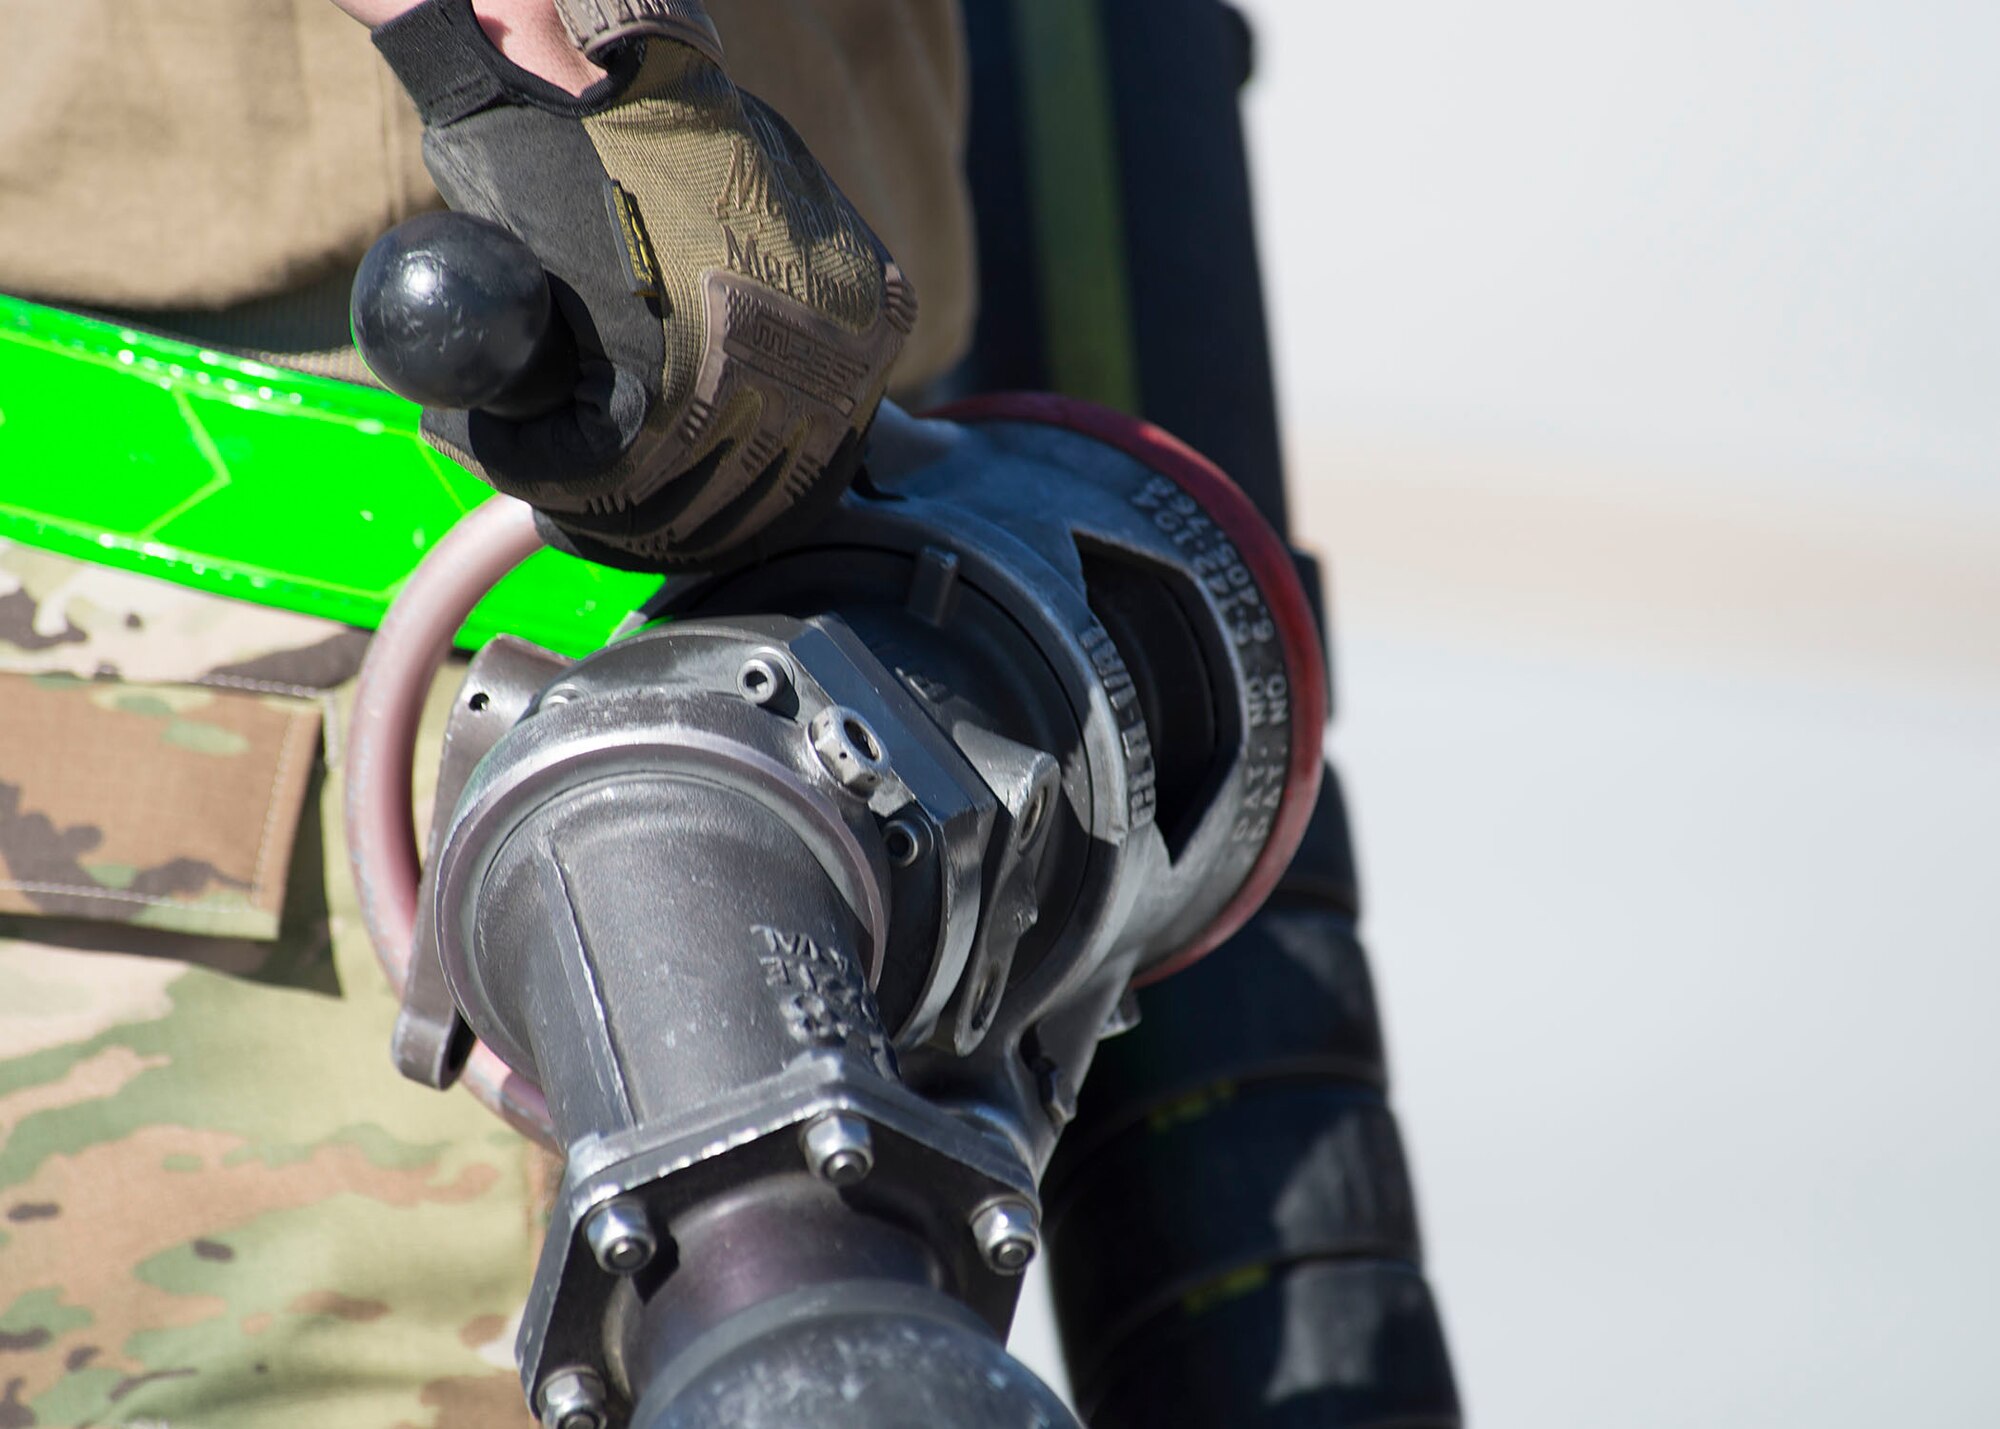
[538,1367,607,1429]
[971,1199,1039,1274]
[801,1112,875,1186]
[583,1197,655,1276]
[809,706,888,794]
[737,653,791,707]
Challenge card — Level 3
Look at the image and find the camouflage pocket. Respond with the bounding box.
[0,672,321,940]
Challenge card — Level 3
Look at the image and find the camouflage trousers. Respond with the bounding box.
[0,541,546,1429]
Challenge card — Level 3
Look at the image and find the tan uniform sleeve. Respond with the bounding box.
[0,0,974,388]
[0,0,434,312]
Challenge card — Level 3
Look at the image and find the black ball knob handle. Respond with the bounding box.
[350,212,577,420]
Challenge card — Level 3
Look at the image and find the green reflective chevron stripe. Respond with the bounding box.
[0,294,659,656]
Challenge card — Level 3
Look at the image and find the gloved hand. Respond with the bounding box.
[372,0,916,570]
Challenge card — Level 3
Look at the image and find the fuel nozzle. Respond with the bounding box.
[350,211,578,420]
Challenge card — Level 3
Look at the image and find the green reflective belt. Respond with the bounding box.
[0,294,659,656]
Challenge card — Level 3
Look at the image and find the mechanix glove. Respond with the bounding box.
[372,0,915,570]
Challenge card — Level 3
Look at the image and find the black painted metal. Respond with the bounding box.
[1046,777,1462,1426]
[955,0,1291,536]
[953,1,1050,408]
[1095,0,1291,537]
[951,2,1464,1421]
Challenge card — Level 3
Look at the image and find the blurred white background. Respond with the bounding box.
[1014,2,2000,1422]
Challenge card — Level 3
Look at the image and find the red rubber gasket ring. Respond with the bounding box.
[928,393,1327,985]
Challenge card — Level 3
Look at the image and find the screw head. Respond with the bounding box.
[809,706,888,794]
[737,653,791,707]
[971,1199,1039,1274]
[801,1112,875,1186]
[583,1197,655,1276]
[883,817,927,868]
[538,1367,607,1429]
